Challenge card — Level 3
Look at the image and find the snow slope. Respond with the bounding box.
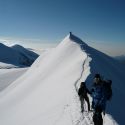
[0,33,123,125]
[0,68,28,92]
[0,62,18,69]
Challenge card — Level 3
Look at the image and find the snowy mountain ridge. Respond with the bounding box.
[12,44,38,60]
[0,33,124,125]
[0,43,39,67]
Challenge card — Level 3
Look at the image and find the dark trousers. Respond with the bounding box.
[80,95,90,112]
[93,106,103,125]
[93,112,103,125]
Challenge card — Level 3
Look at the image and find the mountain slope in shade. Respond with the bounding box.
[0,43,39,67]
[0,33,124,125]
[114,55,125,64]
[11,44,39,61]
[80,41,125,125]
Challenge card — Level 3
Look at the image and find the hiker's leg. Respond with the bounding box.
[92,100,94,109]
[80,96,84,112]
[99,113,103,125]
[85,96,90,111]
[93,110,103,125]
[98,107,103,125]
[102,100,106,115]
[93,113,97,125]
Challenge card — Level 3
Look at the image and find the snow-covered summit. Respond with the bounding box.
[60,32,88,47]
[0,33,124,125]
[69,32,88,46]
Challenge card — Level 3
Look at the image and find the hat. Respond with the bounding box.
[81,82,86,86]
[95,74,101,78]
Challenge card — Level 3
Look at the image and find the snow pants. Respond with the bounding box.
[80,95,90,112]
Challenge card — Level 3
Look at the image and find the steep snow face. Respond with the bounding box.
[0,34,120,125]
[0,34,90,125]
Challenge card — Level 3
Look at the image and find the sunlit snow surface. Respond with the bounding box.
[0,67,28,91]
[0,34,124,125]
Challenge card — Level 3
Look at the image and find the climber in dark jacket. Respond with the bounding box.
[78,82,91,112]
[91,74,107,114]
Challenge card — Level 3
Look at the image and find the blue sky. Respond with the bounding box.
[0,0,125,56]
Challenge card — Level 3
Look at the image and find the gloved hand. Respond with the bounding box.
[103,111,105,115]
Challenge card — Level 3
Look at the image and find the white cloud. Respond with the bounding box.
[0,37,22,46]
[0,36,58,50]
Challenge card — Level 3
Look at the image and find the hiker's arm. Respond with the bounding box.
[90,87,95,94]
[87,88,92,94]
[78,88,81,96]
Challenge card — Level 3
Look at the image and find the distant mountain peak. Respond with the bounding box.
[0,43,39,67]
[0,42,8,47]
[11,44,24,49]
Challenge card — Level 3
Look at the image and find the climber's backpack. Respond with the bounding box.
[103,80,112,100]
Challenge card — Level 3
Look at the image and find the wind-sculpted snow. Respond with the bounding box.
[0,34,121,125]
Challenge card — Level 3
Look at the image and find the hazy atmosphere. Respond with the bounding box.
[0,0,125,56]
